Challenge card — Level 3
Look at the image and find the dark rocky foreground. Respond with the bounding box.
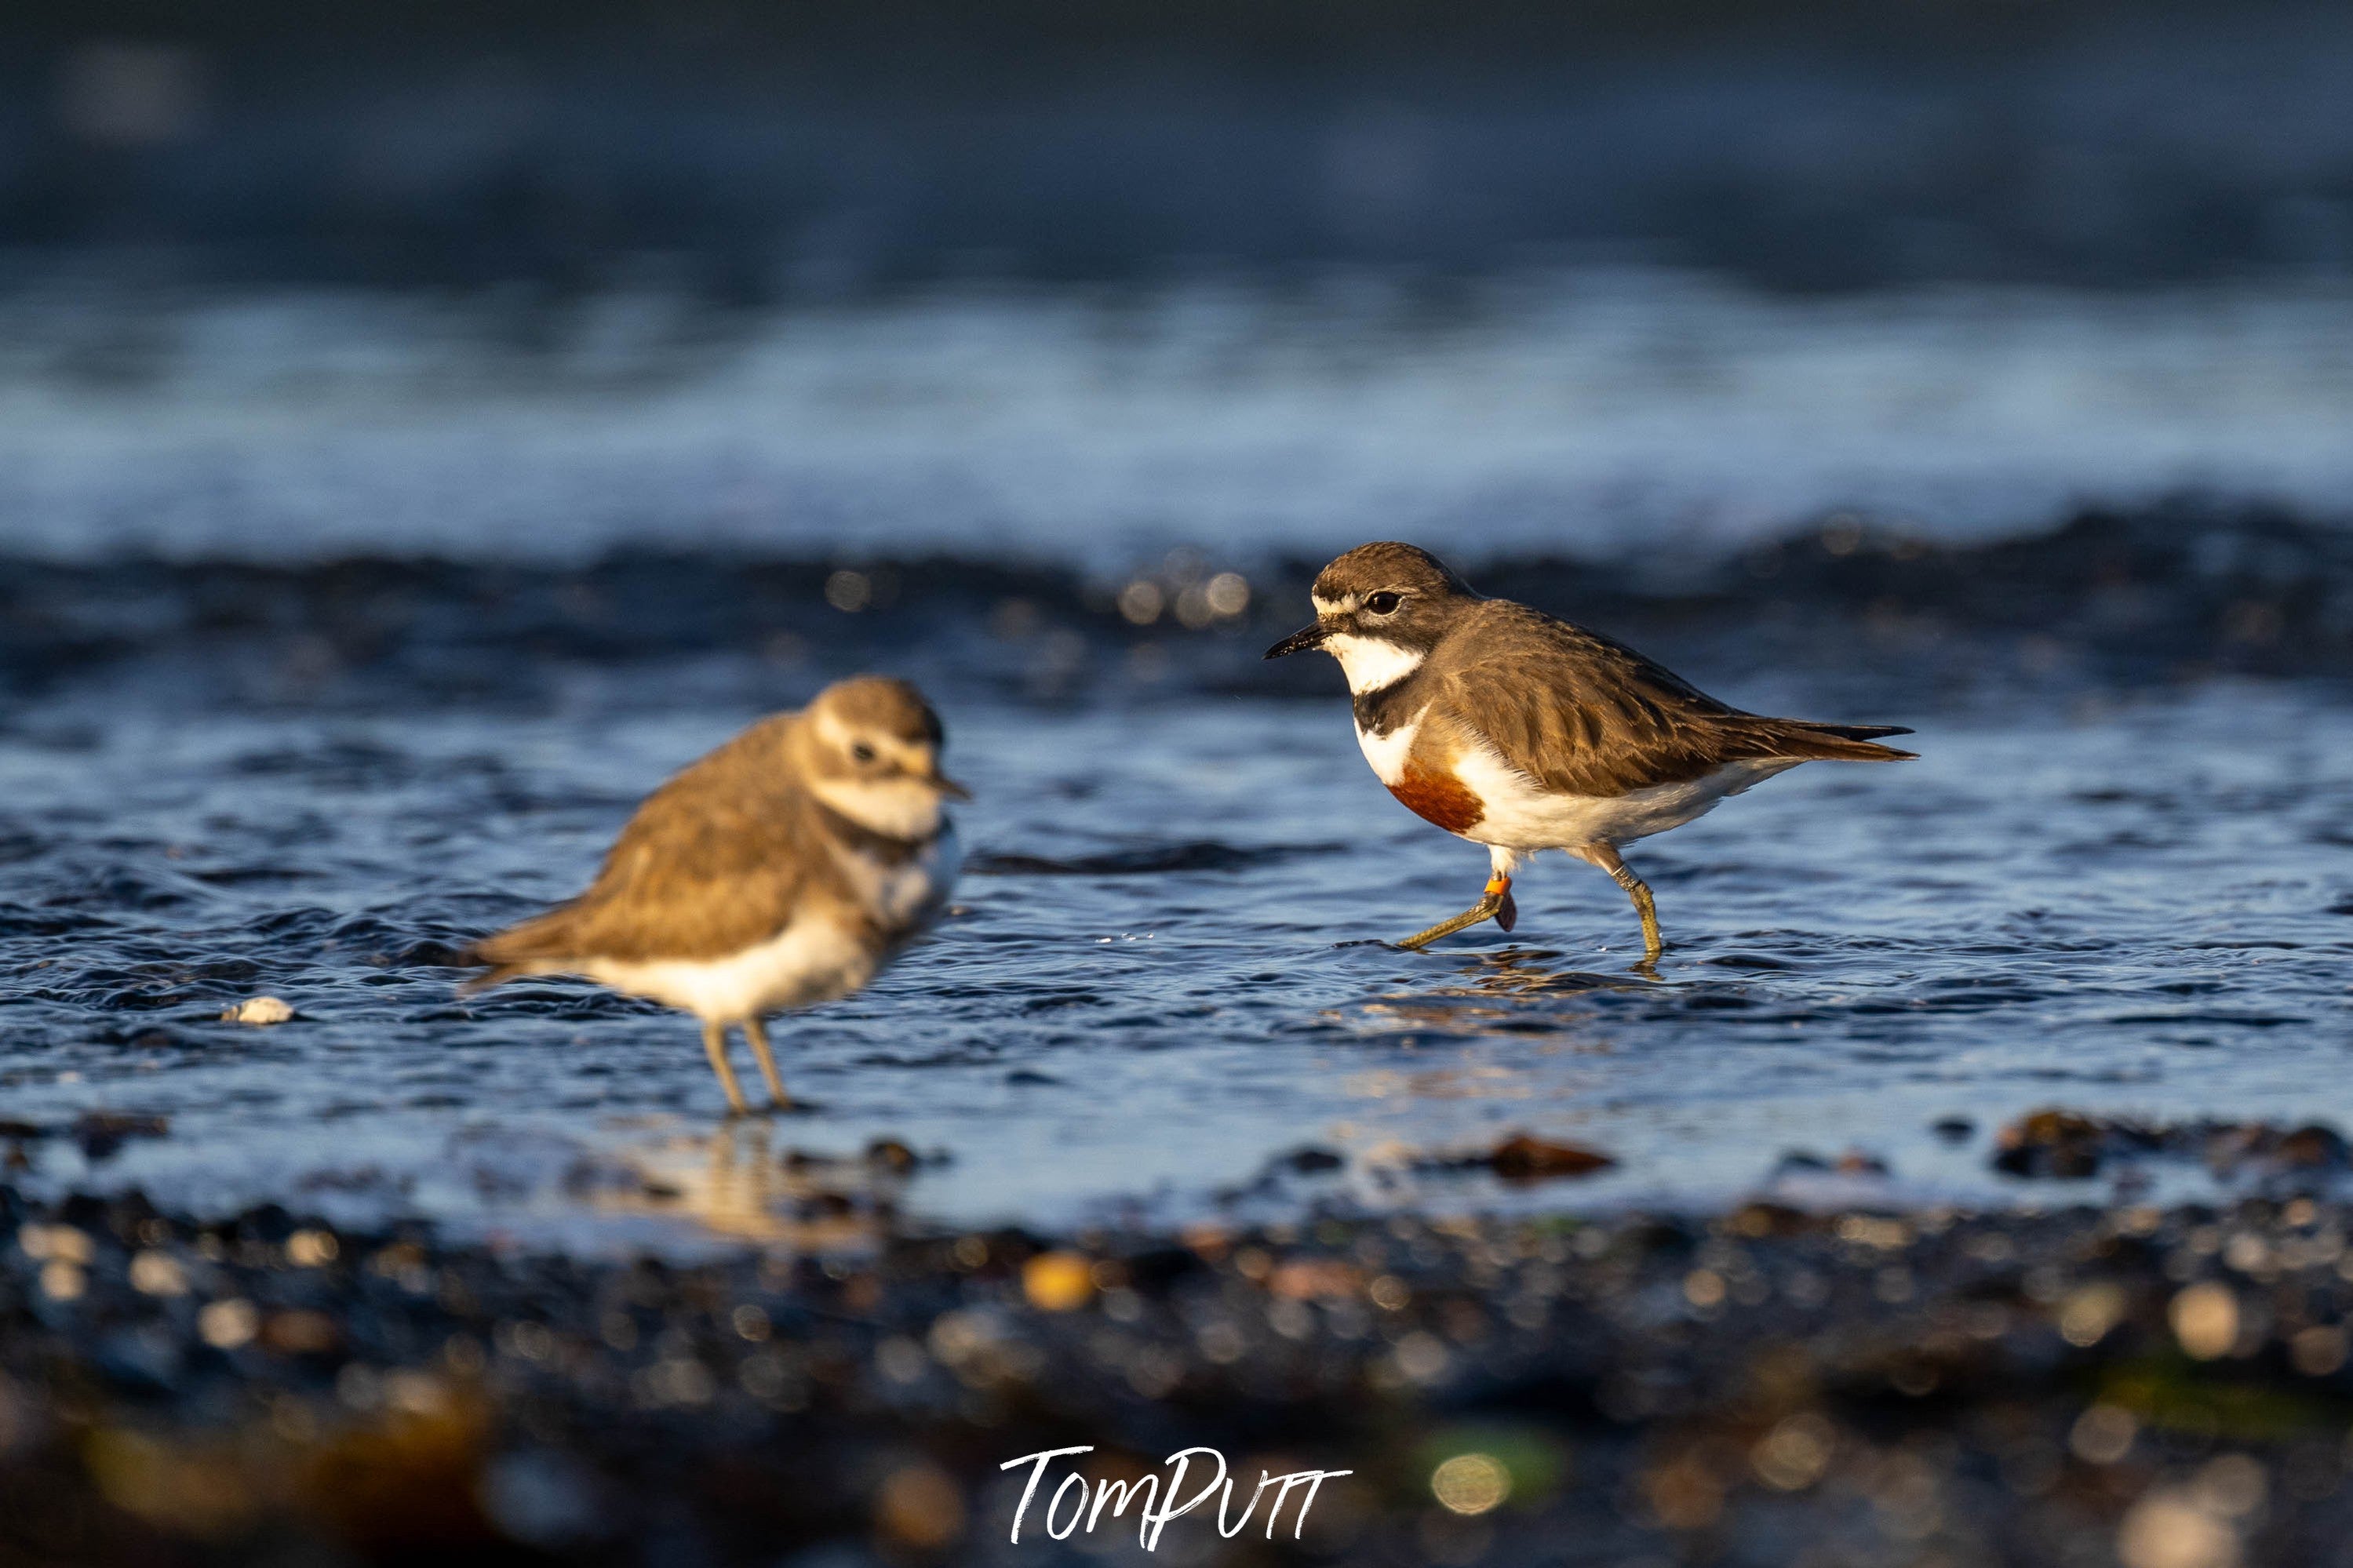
[5,1179,2353,1566]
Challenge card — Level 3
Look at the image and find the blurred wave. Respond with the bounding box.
[3,271,2351,569]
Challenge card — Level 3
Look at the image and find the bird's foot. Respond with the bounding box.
[1397,875,1514,950]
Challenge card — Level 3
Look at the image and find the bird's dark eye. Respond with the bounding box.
[1364,591,1402,615]
[851,743,876,763]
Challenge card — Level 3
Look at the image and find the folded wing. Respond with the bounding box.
[1439,603,1914,797]
[463,715,817,987]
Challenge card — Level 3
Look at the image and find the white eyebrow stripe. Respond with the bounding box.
[1311,592,1352,615]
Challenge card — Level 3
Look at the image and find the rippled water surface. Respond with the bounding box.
[6,660,2351,1247]
[5,271,2352,1249]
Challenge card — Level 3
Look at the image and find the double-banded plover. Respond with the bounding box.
[1266,542,1914,959]
[462,677,965,1111]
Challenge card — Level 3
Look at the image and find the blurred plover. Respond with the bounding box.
[1266,542,1914,959]
[461,677,966,1111]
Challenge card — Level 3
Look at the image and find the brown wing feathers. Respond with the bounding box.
[1440,601,1914,795]
[463,714,827,987]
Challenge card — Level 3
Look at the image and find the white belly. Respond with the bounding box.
[587,919,879,1021]
[588,826,960,1022]
[1451,748,1798,851]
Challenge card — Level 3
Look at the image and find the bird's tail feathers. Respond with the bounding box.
[1756,719,1918,762]
[457,908,584,994]
[457,962,536,996]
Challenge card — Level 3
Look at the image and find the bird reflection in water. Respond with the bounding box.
[1447,948,1644,997]
[1342,948,1642,1034]
[596,1122,923,1251]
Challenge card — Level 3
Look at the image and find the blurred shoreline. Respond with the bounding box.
[5,504,2348,713]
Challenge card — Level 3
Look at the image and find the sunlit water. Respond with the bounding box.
[5,667,2350,1250]
[4,267,2352,1250]
[4,268,2353,567]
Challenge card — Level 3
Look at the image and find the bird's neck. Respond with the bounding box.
[1348,653,1433,737]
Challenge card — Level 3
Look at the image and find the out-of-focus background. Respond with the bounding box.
[4,0,2353,562]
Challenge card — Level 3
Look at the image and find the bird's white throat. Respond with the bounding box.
[810,777,946,841]
[1324,634,1424,696]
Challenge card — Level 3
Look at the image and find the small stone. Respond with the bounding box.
[224,997,295,1025]
[1727,1202,1814,1238]
[2277,1125,2350,1170]
[2171,1281,2240,1360]
[260,1309,341,1355]
[1489,1134,1615,1181]
[286,1229,338,1267]
[128,1251,188,1297]
[1992,1109,2109,1178]
[1268,1257,1363,1301]
[198,1299,258,1349]
[875,1462,966,1550]
[1022,1250,1095,1312]
[73,1113,168,1161]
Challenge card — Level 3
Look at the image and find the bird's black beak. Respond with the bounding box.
[1263,623,1328,660]
[931,773,974,802]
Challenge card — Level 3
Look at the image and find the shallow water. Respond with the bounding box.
[5,271,2353,1250]
[5,654,2351,1249]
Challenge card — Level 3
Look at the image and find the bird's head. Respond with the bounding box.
[1263,541,1477,694]
[803,676,969,839]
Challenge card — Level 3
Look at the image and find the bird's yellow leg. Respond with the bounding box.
[1398,873,1514,951]
[741,1016,792,1110]
[1583,845,1663,962]
[701,1021,749,1114]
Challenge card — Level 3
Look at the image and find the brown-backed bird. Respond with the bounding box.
[1266,542,1913,959]
[461,676,965,1111]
